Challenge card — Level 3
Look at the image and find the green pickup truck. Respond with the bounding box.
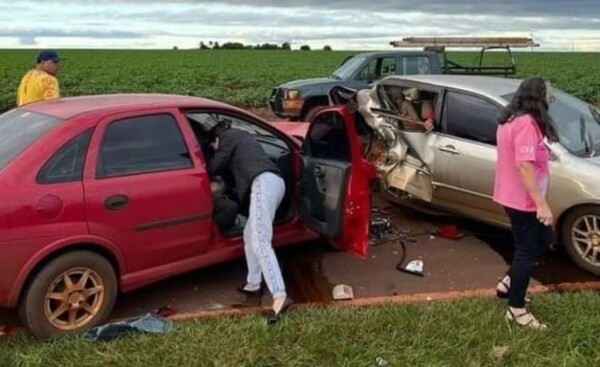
[269,41,524,121]
[269,51,444,121]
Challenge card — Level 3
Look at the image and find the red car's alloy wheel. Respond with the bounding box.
[44,268,105,331]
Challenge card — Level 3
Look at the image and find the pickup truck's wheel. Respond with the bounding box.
[561,206,600,276]
[19,251,117,339]
[303,106,321,122]
[300,97,329,122]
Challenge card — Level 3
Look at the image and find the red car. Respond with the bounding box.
[0,95,374,338]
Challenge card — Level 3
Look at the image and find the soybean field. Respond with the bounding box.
[1,49,599,113]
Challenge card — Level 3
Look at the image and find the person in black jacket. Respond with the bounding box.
[208,120,291,320]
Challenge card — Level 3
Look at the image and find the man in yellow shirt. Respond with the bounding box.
[16,50,62,106]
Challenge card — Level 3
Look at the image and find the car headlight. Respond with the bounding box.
[284,89,300,100]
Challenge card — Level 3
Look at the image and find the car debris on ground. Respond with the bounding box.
[397,259,425,277]
[332,284,354,300]
[370,208,425,245]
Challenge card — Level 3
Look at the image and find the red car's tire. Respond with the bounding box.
[18,251,118,339]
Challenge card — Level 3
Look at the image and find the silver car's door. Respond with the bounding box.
[432,90,507,226]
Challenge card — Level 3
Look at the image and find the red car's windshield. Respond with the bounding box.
[0,109,62,170]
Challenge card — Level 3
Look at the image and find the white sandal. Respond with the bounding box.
[505,308,547,330]
[496,276,531,303]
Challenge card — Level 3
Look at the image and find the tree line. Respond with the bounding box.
[197,41,332,51]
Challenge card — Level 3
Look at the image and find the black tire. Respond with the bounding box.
[18,251,118,339]
[300,97,329,122]
[302,106,320,122]
[561,206,600,276]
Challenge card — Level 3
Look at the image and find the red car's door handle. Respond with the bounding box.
[105,195,129,210]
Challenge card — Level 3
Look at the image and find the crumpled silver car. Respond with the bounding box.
[342,75,600,276]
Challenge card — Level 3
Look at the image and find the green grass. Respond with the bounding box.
[2,292,600,366]
[1,49,600,114]
[0,49,352,112]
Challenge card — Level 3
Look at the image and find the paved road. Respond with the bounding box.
[1,195,596,328]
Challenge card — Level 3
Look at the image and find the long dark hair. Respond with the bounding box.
[498,77,558,142]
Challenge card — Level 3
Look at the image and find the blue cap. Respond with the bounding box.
[37,50,62,63]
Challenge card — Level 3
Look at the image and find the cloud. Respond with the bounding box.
[0,28,144,39]
[1,0,599,50]
[35,0,600,18]
[19,36,37,45]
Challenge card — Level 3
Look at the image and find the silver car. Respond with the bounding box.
[350,75,600,276]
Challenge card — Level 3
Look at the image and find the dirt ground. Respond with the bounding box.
[2,193,595,330]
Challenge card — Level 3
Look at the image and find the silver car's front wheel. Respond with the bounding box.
[562,206,600,276]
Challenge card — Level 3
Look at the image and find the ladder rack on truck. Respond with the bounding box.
[389,37,539,76]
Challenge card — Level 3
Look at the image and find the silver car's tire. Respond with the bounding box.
[561,206,600,276]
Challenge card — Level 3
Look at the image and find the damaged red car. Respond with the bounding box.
[0,95,374,338]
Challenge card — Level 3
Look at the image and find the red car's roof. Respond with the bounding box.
[21,94,231,119]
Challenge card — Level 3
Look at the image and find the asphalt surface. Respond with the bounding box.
[1,194,596,331]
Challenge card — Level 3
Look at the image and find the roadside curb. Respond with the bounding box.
[170,280,600,321]
[3,281,599,338]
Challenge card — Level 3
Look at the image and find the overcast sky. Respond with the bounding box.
[1,0,599,51]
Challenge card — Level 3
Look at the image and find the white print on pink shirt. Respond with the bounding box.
[519,146,535,154]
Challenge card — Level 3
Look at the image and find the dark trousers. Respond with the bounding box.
[504,207,553,308]
[214,197,239,233]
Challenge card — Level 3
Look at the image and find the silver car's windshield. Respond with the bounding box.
[549,90,600,157]
[330,56,366,80]
[502,90,600,157]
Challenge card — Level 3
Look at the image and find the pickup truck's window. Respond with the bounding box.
[331,56,366,79]
[401,56,431,74]
[97,114,192,178]
[358,57,396,81]
[381,58,397,76]
[359,59,378,81]
[0,110,61,170]
[443,91,499,145]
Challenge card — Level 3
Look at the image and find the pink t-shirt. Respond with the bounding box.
[493,114,550,212]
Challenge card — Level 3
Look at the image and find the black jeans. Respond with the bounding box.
[504,207,553,308]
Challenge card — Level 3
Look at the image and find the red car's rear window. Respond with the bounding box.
[0,109,62,170]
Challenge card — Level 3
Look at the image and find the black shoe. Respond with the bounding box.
[236,284,263,297]
[266,297,293,325]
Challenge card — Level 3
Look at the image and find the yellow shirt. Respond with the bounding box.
[16,69,60,106]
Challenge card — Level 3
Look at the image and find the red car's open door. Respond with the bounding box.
[299,106,374,258]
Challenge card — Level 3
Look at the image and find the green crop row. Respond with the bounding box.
[1,49,599,113]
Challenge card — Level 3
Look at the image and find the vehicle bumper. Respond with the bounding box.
[269,88,303,119]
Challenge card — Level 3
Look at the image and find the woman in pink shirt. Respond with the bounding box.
[493,77,558,329]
